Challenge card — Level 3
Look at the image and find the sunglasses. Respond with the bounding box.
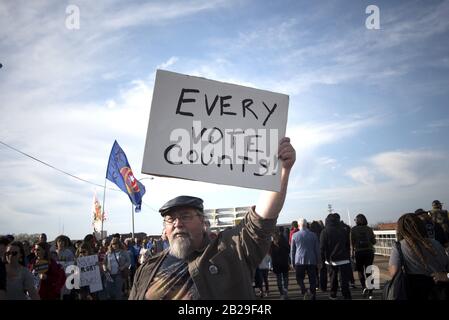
[6,251,19,257]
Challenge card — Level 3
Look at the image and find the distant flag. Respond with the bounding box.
[92,191,105,232]
[106,140,146,212]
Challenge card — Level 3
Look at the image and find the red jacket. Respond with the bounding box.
[289,227,299,245]
[32,259,66,300]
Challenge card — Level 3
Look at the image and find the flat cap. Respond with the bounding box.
[159,195,204,216]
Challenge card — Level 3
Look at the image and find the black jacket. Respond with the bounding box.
[270,237,290,274]
[320,215,351,263]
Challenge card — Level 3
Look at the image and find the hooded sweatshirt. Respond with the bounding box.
[320,214,351,265]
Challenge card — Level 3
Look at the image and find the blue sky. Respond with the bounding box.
[1,0,448,240]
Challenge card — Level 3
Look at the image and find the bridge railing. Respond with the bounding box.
[373,230,397,256]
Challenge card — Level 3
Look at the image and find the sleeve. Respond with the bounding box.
[232,206,277,272]
[22,268,37,292]
[314,234,320,264]
[389,244,400,268]
[290,234,296,266]
[320,230,327,262]
[121,251,131,269]
[350,228,356,248]
[370,228,377,245]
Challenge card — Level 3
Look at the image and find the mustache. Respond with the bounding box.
[172,231,191,238]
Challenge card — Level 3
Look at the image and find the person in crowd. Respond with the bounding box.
[5,241,40,300]
[74,240,83,252]
[254,253,271,298]
[134,238,142,264]
[429,200,449,240]
[29,242,66,300]
[320,213,352,300]
[0,254,5,299]
[38,233,51,252]
[270,230,290,299]
[351,213,376,299]
[0,236,9,263]
[161,230,170,251]
[291,218,321,300]
[310,221,326,291]
[75,243,98,300]
[389,213,449,300]
[336,215,356,289]
[139,239,152,265]
[55,235,76,300]
[289,221,299,245]
[83,234,97,252]
[103,238,130,300]
[129,137,295,300]
[55,235,75,262]
[415,209,449,249]
[124,238,137,296]
[21,240,35,267]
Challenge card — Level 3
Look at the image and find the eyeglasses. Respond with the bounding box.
[6,251,18,257]
[164,213,198,225]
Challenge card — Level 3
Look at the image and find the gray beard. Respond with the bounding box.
[169,235,192,260]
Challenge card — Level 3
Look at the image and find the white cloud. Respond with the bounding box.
[346,166,376,185]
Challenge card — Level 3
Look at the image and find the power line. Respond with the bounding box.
[0,139,159,213]
[0,139,120,191]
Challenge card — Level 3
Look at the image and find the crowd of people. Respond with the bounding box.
[0,232,169,300]
[252,199,449,300]
[1,203,448,301]
[1,139,448,300]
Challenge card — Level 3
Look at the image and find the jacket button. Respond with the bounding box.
[209,264,218,275]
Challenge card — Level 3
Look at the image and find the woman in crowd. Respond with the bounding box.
[103,238,130,300]
[5,241,40,300]
[270,231,290,299]
[351,214,376,299]
[29,242,66,300]
[75,242,98,300]
[389,213,449,300]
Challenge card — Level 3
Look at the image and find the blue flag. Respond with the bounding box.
[106,140,146,212]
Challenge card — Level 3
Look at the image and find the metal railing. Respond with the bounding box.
[373,230,397,256]
[204,206,251,232]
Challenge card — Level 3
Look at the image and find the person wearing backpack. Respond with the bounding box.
[429,200,449,248]
[351,214,376,298]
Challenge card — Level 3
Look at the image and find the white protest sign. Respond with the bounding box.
[76,255,103,293]
[142,70,289,191]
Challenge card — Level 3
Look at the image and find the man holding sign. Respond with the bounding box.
[130,137,295,300]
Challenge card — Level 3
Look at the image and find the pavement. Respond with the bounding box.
[257,255,392,300]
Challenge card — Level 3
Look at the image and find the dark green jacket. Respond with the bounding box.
[129,207,276,300]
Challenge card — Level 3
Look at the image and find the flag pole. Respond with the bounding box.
[101,178,107,240]
[347,209,352,228]
[131,204,135,239]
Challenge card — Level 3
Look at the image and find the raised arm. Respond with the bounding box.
[256,137,296,220]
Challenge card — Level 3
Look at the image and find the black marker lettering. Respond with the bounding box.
[205,94,219,116]
[220,95,236,116]
[242,99,258,120]
[262,102,278,126]
[176,88,199,117]
[164,144,183,165]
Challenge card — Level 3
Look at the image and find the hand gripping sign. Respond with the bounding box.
[142,70,289,192]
